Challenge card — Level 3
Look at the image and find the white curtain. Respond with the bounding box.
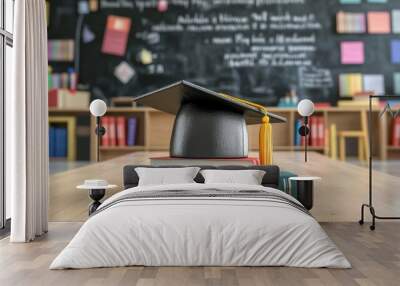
[7,0,49,242]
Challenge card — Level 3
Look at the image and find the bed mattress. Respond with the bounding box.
[50,183,350,269]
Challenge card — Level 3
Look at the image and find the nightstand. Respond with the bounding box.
[288,177,321,210]
[77,180,118,215]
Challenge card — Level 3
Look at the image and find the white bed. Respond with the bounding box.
[50,183,350,269]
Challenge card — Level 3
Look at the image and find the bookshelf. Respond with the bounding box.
[48,106,397,161]
[48,116,76,161]
[85,106,394,161]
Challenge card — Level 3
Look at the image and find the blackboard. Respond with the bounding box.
[48,0,400,106]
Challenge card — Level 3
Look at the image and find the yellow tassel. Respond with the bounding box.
[259,115,273,165]
[219,93,273,165]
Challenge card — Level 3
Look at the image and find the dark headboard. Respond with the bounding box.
[123,165,280,189]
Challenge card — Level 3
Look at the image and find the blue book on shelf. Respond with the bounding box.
[127,117,137,146]
[54,127,68,157]
[49,126,56,157]
[295,120,301,146]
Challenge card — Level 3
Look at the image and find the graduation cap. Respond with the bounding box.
[134,81,286,164]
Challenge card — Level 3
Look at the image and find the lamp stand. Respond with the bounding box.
[95,117,106,162]
[359,95,400,230]
[298,116,310,163]
[304,116,309,162]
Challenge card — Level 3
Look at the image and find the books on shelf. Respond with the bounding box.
[101,117,110,146]
[109,116,117,146]
[49,126,67,158]
[101,116,138,147]
[150,157,260,166]
[48,67,77,90]
[116,116,126,146]
[48,39,74,62]
[48,89,90,109]
[294,116,325,148]
[127,117,137,146]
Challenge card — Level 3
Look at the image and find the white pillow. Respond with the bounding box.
[135,167,201,186]
[200,169,266,185]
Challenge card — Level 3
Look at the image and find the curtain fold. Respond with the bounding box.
[8,0,49,242]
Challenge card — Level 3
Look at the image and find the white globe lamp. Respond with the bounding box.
[297,99,315,117]
[90,99,107,117]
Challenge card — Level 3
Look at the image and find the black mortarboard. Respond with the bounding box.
[134,81,286,159]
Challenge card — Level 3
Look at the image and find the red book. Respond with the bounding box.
[101,116,110,146]
[314,102,331,109]
[108,116,117,146]
[116,116,126,146]
[48,89,58,107]
[310,117,318,147]
[101,16,131,56]
[317,117,325,147]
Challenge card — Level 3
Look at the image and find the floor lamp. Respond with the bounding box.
[297,99,315,162]
[89,99,107,162]
[359,95,400,230]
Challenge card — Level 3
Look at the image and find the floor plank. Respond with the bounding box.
[1,222,400,286]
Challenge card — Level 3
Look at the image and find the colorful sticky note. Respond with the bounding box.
[157,0,168,12]
[337,12,366,33]
[341,41,364,64]
[391,40,400,64]
[138,49,153,65]
[394,73,400,95]
[82,25,95,43]
[101,15,132,56]
[393,10,400,33]
[339,73,363,97]
[368,12,391,34]
[363,74,385,96]
[114,61,135,84]
[78,0,89,14]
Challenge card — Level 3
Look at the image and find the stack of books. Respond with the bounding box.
[101,116,137,147]
[294,116,325,147]
[49,126,67,158]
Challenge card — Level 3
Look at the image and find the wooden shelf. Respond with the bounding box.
[387,146,400,151]
[49,108,90,114]
[293,146,325,151]
[48,106,394,161]
[100,146,146,151]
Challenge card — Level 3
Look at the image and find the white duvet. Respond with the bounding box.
[50,183,351,269]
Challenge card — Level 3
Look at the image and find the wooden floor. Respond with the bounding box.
[49,151,400,222]
[1,222,400,286]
